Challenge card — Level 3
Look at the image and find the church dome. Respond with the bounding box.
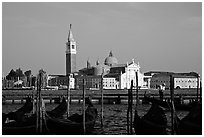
[104,51,118,66]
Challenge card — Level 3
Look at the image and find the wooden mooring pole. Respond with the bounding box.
[36,79,39,133]
[83,79,86,135]
[170,75,175,135]
[136,71,139,106]
[36,72,42,134]
[130,80,133,135]
[200,79,202,103]
[197,74,199,101]
[127,89,130,134]
[39,73,42,134]
[127,80,133,135]
[100,74,104,128]
[67,75,70,118]
[32,89,35,114]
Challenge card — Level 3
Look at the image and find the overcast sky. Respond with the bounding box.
[2,2,202,76]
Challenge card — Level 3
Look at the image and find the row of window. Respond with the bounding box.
[150,85,197,88]
[67,45,75,49]
[175,80,196,83]
[103,84,115,87]
[77,79,100,82]
[151,80,197,83]
[151,81,169,83]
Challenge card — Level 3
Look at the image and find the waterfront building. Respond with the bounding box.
[75,75,118,89]
[103,76,117,89]
[143,71,173,89]
[47,74,75,89]
[150,72,200,89]
[75,75,101,89]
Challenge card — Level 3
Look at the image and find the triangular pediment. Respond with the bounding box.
[128,62,139,68]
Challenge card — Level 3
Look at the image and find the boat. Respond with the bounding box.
[174,102,202,135]
[45,97,98,135]
[133,103,168,135]
[2,113,7,124]
[2,114,38,135]
[4,96,33,123]
[46,96,67,118]
[2,96,67,135]
[144,94,197,111]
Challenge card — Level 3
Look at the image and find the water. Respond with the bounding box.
[2,103,189,135]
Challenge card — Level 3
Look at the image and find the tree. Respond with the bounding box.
[24,70,31,77]
[24,70,32,87]
[38,69,48,88]
[6,69,16,80]
[15,68,24,78]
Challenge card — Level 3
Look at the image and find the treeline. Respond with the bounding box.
[3,68,47,88]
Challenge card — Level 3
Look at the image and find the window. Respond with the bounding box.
[72,45,75,49]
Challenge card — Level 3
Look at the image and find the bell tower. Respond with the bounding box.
[66,24,77,75]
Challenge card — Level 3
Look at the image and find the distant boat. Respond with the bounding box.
[133,103,167,135]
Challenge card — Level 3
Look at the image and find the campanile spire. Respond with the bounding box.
[67,24,75,42]
[66,24,77,75]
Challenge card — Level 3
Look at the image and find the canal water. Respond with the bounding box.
[2,103,189,135]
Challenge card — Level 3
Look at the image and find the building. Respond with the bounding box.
[150,72,200,89]
[103,76,118,89]
[47,74,75,89]
[143,71,174,89]
[75,74,118,90]
[66,24,77,75]
[77,51,146,89]
[117,59,144,89]
[75,75,101,89]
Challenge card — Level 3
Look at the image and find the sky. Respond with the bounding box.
[2,2,202,76]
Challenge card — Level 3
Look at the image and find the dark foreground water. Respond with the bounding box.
[2,103,189,135]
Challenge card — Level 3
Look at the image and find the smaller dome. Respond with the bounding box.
[93,59,103,75]
[104,51,118,66]
[93,66,103,76]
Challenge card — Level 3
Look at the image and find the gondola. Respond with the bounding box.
[4,96,33,123]
[133,103,167,135]
[174,102,202,135]
[46,96,67,118]
[2,114,39,135]
[2,113,7,124]
[45,97,98,135]
[144,94,197,111]
[2,96,67,135]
